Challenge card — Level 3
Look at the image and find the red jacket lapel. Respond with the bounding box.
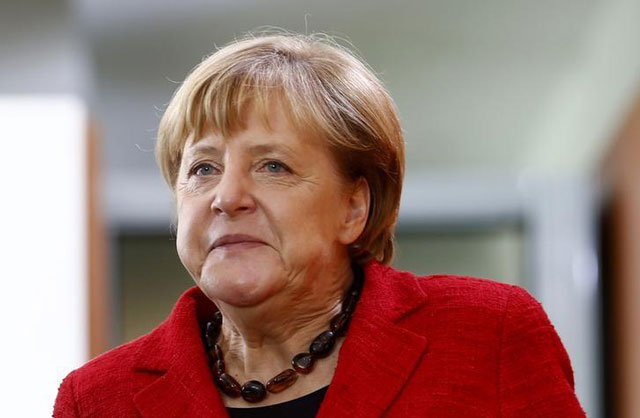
[132,288,227,417]
[317,262,429,418]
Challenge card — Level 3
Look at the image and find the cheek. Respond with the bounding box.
[175,200,208,276]
[310,184,346,225]
[277,188,345,245]
[175,223,191,263]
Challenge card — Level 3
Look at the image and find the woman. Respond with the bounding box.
[54,34,585,417]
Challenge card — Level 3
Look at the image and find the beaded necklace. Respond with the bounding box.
[202,268,363,403]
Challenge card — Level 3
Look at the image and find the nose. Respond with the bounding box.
[210,167,256,217]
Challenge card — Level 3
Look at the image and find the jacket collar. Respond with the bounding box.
[132,288,227,417]
[132,261,428,417]
[316,261,429,418]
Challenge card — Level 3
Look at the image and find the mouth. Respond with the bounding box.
[210,234,267,252]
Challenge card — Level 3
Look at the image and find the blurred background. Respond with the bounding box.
[1,0,639,416]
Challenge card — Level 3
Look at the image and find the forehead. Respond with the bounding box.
[182,101,321,157]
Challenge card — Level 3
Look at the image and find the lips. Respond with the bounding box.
[210,234,266,251]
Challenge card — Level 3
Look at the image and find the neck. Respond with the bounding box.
[214,258,354,383]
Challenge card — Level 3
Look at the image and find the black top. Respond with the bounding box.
[226,386,329,418]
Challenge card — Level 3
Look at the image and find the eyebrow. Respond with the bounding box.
[184,144,222,160]
[183,141,299,161]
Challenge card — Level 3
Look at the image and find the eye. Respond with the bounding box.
[261,160,290,174]
[191,163,215,177]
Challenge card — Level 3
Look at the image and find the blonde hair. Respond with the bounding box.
[156,33,405,264]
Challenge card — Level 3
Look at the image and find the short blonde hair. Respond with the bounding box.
[156,33,405,264]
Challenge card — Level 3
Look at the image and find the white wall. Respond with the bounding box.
[0,97,88,417]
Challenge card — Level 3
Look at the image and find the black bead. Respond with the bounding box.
[211,359,225,377]
[241,380,267,403]
[342,295,358,314]
[214,344,224,362]
[330,311,350,336]
[309,330,336,358]
[204,321,221,349]
[207,343,224,365]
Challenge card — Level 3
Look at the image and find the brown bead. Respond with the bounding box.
[216,373,241,398]
[292,352,315,374]
[309,330,336,358]
[211,359,225,377]
[241,380,267,403]
[330,312,350,336]
[266,369,298,393]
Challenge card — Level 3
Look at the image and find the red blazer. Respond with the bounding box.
[54,261,585,417]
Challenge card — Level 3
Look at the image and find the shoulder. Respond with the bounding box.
[378,266,547,338]
[54,286,213,416]
[388,267,575,382]
[418,271,517,304]
[421,272,547,317]
[58,286,206,392]
[73,321,164,379]
[415,272,551,331]
[365,265,584,414]
[54,322,168,416]
[364,262,541,323]
[383,264,533,315]
[396,269,574,383]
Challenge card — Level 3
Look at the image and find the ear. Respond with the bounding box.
[338,177,370,245]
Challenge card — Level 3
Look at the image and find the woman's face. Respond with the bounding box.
[175,104,368,308]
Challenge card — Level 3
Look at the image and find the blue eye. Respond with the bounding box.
[193,163,214,176]
[263,161,289,173]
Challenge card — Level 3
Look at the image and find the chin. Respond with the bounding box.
[197,252,286,307]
